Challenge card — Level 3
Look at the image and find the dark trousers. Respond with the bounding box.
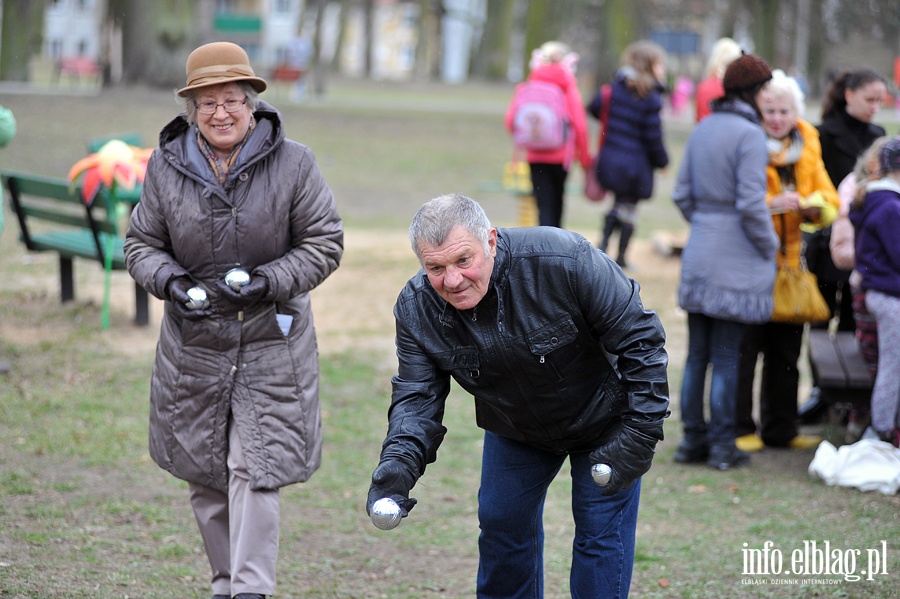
[476,431,639,599]
[529,162,568,228]
[736,321,804,446]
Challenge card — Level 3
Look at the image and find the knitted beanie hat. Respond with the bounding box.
[722,53,773,93]
[878,136,900,173]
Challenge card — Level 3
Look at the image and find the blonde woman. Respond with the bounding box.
[735,70,839,452]
[695,37,742,122]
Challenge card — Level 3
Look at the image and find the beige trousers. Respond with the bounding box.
[188,422,280,597]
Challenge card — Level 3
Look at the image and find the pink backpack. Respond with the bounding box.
[510,80,569,151]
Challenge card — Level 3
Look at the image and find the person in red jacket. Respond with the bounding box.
[695,37,742,123]
[504,41,591,228]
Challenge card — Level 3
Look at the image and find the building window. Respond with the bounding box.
[49,38,63,59]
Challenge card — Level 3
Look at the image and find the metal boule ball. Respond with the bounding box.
[224,268,251,291]
[370,497,402,530]
[591,463,612,487]
[185,287,209,310]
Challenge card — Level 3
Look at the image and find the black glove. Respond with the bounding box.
[167,277,211,321]
[240,273,269,303]
[214,274,269,307]
[589,423,660,496]
[366,459,418,519]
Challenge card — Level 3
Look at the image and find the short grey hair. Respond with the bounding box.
[764,69,806,118]
[409,194,492,261]
[180,81,261,125]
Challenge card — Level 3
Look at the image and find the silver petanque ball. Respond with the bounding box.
[370,498,402,530]
[224,268,251,291]
[185,287,209,310]
[591,463,612,487]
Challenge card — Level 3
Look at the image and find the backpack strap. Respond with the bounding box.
[597,84,612,154]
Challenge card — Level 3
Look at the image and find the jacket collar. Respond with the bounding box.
[159,100,284,170]
[710,98,760,124]
[865,178,900,195]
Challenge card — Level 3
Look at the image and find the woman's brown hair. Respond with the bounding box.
[621,40,667,98]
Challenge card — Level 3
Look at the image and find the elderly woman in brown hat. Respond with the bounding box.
[124,42,343,599]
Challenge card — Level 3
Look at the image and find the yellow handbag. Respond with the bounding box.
[771,214,831,324]
[771,266,831,324]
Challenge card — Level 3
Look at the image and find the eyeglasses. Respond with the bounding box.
[195,98,247,115]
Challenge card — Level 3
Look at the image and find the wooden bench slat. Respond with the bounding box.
[833,332,874,389]
[29,231,126,269]
[808,329,848,389]
[808,329,873,409]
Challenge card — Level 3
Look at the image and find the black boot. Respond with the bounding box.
[599,212,618,252]
[674,439,709,464]
[707,445,750,470]
[616,223,635,268]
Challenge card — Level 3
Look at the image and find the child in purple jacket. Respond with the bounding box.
[850,136,900,447]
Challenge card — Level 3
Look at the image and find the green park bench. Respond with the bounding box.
[1,171,149,326]
[87,131,143,153]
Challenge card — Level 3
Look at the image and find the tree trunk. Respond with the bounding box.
[111,0,196,88]
[749,0,779,64]
[591,0,638,85]
[469,0,515,80]
[363,0,374,77]
[414,0,443,81]
[0,0,46,82]
[312,0,329,96]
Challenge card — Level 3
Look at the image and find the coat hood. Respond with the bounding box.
[528,62,576,91]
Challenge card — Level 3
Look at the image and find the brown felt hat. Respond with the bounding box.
[178,42,267,97]
[722,53,773,93]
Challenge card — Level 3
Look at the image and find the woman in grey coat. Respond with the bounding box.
[671,54,778,470]
[124,42,343,599]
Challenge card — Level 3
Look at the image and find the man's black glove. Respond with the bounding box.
[215,273,270,307]
[366,459,418,519]
[167,276,211,321]
[589,423,661,496]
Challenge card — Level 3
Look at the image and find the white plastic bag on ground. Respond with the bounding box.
[808,439,900,495]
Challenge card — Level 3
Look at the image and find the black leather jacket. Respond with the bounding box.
[382,227,669,477]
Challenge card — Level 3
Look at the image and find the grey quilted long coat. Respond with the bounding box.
[124,101,343,493]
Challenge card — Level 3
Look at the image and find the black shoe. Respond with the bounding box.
[674,441,709,463]
[234,595,266,599]
[798,387,827,424]
[707,446,750,470]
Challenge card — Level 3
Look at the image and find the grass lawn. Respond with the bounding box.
[0,78,898,598]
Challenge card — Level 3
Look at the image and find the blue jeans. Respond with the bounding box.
[680,312,747,448]
[476,431,641,599]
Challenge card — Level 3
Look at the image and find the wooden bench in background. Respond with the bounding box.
[808,329,873,407]
[55,56,102,85]
[1,171,149,326]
